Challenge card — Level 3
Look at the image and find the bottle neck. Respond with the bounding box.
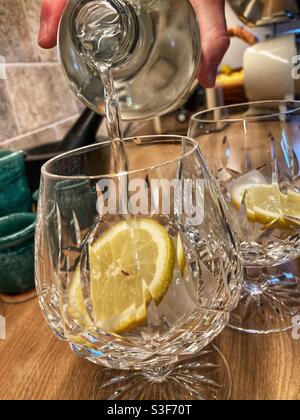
[71,0,139,68]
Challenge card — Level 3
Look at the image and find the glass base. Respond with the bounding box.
[229,268,300,334]
[91,345,231,400]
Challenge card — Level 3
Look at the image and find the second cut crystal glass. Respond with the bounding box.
[189,101,300,334]
[35,135,242,399]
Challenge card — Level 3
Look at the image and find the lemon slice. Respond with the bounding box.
[231,183,300,227]
[285,191,300,217]
[68,218,175,334]
[230,184,255,222]
[177,234,186,275]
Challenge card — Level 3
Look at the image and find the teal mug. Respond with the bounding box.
[54,179,95,230]
[0,213,36,294]
[32,190,39,213]
[0,150,32,218]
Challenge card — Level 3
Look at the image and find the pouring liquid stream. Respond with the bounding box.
[97,62,128,176]
[75,0,129,176]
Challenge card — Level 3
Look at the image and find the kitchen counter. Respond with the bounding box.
[0,288,299,400]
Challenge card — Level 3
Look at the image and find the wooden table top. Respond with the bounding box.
[0,293,299,400]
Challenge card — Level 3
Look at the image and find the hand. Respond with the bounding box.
[38,0,229,88]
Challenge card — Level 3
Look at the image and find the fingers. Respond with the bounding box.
[190,0,230,88]
[38,0,68,48]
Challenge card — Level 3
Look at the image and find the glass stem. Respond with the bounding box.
[243,266,268,294]
[141,365,174,383]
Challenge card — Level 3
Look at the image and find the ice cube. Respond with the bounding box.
[227,169,268,208]
[156,267,198,327]
[229,170,267,192]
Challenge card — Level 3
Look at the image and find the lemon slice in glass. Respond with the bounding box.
[231,183,300,227]
[285,191,300,221]
[177,234,186,275]
[68,218,175,334]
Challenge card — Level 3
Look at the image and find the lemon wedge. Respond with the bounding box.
[177,234,186,275]
[285,191,300,221]
[231,183,300,227]
[68,218,175,334]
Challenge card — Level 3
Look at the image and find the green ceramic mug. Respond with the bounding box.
[0,150,32,218]
[0,213,36,294]
[54,179,95,229]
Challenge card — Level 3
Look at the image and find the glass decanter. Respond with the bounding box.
[58,0,201,120]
